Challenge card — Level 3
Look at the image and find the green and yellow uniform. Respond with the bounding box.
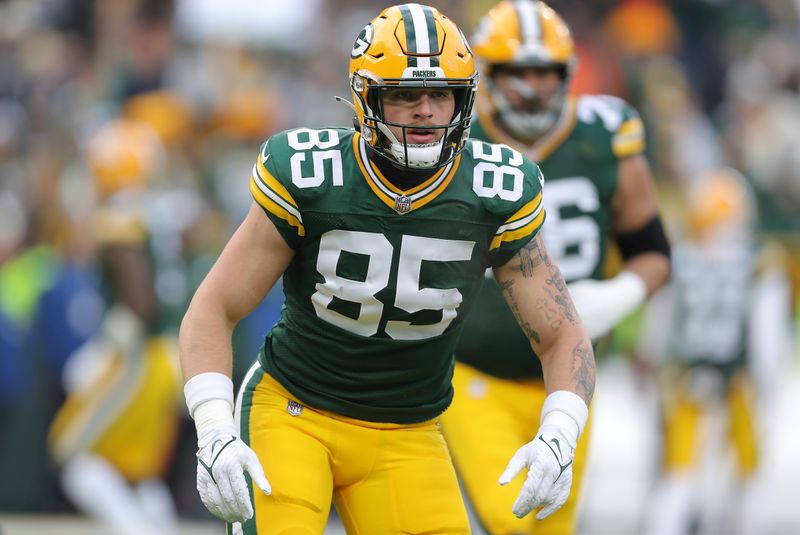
[48,192,182,482]
[659,239,761,476]
[442,94,646,535]
[237,126,545,534]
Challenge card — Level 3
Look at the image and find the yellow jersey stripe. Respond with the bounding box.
[612,118,645,158]
[490,208,546,250]
[366,153,448,196]
[353,134,461,213]
[353,135,396,208]
[249,177,305,236]
[255,160,299,210]
[498,192,542,232]
[409,154,461,210]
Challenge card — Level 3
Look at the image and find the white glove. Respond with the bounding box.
[185,373,271,523]
[195,419,271,523]
[567,271,646,339]
[499,392,588,520]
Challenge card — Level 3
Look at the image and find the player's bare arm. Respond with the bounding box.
[493,233,594,519]
[179,201,293,523]
[493,233,594,404]
[612,154,671,294]
[180,201,294,379]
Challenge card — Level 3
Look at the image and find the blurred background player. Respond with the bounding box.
[641,169,793,535]
[47,118,183,535]
[440,1,671,533]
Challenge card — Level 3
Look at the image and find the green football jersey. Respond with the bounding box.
[457,94,647,379]
[249,127,545,423]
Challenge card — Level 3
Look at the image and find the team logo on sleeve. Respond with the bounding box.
[394,194,412,214]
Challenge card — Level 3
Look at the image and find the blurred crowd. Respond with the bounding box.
[1,0,799,528]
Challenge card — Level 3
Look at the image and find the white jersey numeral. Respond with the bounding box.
[312,230,475,340]
[541,176,601,281]
[286,128,343,188]
[470,140,525,202]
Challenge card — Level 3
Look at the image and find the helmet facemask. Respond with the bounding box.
[487,62,569,140]
[352,70,477,169]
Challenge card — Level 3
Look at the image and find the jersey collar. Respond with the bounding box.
[352,133,461,215]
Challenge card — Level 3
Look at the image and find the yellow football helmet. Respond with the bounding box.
[348,4,478,169]
[87,118,163,199]
[121,90,193,148]
[685,168,755,241]
[471,0,575,139]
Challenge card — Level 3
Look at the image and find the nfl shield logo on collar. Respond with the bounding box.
[394,194,412,214]
[286,400,303,416]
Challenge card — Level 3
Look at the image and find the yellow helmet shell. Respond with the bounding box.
[121,90,193,148]
[471,0,575,69]
[685,169,754,239]
[87,119,162,198]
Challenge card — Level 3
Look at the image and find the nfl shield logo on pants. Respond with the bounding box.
[394,194,412,214]
[286,400,303,416]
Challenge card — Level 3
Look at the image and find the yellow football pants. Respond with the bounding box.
[235,364,470,535]
[48,336,181,481]
[440,362,591,535]
[661,370,758,477]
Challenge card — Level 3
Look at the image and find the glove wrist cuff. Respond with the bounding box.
[184,372,234,418]
[194,399,237,447]
[541,390,589,439]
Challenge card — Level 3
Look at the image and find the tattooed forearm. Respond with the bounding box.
[524,236,580,326]
[499,279,541,344]
[571,338,596,403]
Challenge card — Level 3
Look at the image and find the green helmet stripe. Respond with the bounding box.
[422,5,439,67]
[399,4,440,70]
[398,4,418,68]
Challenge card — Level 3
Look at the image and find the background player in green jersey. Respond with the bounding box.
[440,2,671,534]
[179,4,594,534]
[48,118,182,535]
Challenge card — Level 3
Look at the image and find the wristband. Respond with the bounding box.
[541,390,589,438]
[184,372,234,418]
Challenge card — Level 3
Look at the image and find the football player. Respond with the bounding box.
[48,118,182,535]
[439,2,671,534]
[642,169,791,535]
[179,4,594,534]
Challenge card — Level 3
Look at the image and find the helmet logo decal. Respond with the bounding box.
[351,24,374,58]
[399,4,440,69]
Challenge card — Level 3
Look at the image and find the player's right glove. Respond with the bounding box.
[499,391,588,520]
[195,420,270,522]
[186,373,270,523]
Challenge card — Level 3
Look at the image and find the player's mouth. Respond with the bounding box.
[406,128,438,144]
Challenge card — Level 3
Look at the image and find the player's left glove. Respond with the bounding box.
[567,271,646,339]
[185,372,271,524]
[499,391,588,520]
